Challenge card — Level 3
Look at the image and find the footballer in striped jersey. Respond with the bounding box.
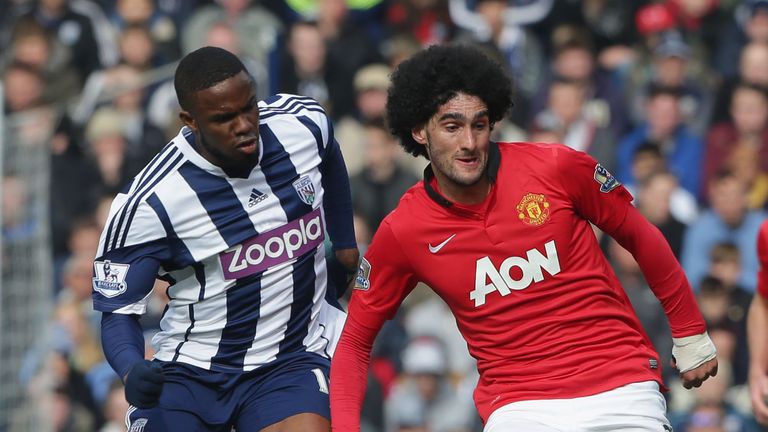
[92,47,358,431]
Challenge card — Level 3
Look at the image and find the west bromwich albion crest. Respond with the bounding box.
[293,175,316,205]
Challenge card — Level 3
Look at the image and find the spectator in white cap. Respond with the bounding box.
[384,336,476,432]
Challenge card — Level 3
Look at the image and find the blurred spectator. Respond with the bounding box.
[626,30,716,136]
[336,63,391,176]
[530,25,629,139]
[3,62,46,114]
[711,41,768,125]
[2,174,38,245]
[116,23,159,71]
[627,144,699,225]
[707,243,752,385]
[715,0,768,81]
[2,17,82,104]
[384,336,476,432]
[181,0,283,80]
[351,118,419,231]
[108,0,180,62]
[452,0,547,117]
[530,76,616,169]
[99,379,129,432]
[616,84,704,199]
[278,21,332,112]
[703,82,768,206]
[681,170,766,292]
[83,106,144,193]
[15,0,107,83]
[318,0,384,119]
[634,170,690,258]
[386,0,455,47]
[665,0,730,67]
[403,288,476,378]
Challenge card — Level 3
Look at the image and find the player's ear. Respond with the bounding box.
[179,110,197,132]
[411,125,427,146]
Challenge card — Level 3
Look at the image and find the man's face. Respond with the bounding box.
[413,93,491,191]
[181,71,260,173]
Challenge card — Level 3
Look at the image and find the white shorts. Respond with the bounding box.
[484,381,672,432]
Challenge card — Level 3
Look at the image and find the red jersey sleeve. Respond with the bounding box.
[555,147,706,337]
[757,221,768,299]
[330,219,418,431]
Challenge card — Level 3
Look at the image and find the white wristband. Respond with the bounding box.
[672,333,717,373]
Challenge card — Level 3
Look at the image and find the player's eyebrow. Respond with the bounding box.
[437,109,489,122]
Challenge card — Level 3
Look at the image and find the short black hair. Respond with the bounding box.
[174,46,248,111]
[386,43,513,158]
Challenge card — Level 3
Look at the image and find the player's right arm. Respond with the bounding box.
[330,220,418,431]
[93,196,172,407]
[748,221,768,424]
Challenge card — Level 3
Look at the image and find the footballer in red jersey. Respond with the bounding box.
[330,44,718,431]
[748,220,768,424]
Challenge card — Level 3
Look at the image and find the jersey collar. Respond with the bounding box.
[423,141,501,208]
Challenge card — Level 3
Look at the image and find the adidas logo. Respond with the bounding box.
[248,188,267,207]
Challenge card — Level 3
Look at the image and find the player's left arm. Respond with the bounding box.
[319,119,359,296]
[748,221,768,424]
[555,146,716,388]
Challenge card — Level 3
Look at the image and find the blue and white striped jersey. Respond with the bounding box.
[92,94,355,372]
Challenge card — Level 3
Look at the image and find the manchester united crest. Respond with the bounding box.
[516,193,551,226]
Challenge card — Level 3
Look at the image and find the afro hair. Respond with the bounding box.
[386,43,513,159]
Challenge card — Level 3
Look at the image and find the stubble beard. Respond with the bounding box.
[426,138,486,188]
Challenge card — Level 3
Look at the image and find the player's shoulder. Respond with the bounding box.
[259,93,327,121]
[497,141,576,157]
[499,141,594,168]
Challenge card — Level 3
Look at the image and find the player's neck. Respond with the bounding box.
[433,174,491,206]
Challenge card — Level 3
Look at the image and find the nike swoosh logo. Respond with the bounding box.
[428,234,456,254]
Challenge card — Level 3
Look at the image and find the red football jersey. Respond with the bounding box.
[338,142,706,424]
[757,221,768,298]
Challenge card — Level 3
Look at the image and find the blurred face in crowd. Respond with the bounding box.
[3,66,43,112]
[412,93,492,204]
[476,0,507,37]
[289,23,325,76]
[206,22,240,54]
[119,27,155,69]
[672,0,714,18]
[116,0,154,24]
[746,9,768,42]
[655,56,687,86]
[637,173,675,224]
[739,43,768,85]
[364,125,400,179]
[220,0,251,15]
[646,93,681,139]
[731,86,768,135]
[14,34,50,68]
[554,47,594,82]
[548,81,586,128]
[709,175,748,227]
[180,71,260,174]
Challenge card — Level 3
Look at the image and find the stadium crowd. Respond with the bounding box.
[3,0,768,430]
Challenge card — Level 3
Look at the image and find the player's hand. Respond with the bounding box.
[124,360,165,408]
[671,332,717,389]
[671,356,718,389]
[749,368,768,424]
